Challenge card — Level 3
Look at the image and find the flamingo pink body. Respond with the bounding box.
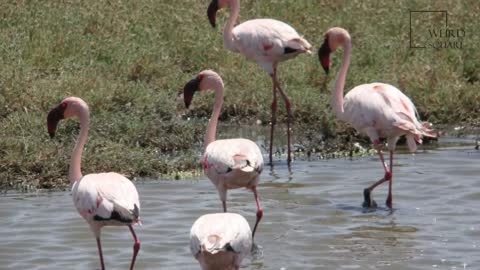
[318,27,437,208]
[182,70,264,240]
[207,0,312,164]
[190,213,252,270]
[47,97,141,270]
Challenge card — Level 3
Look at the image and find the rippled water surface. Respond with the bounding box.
[1,136,479,269]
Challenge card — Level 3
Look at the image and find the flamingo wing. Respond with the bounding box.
[73,172,140,224]
[233,19,311,72]
[190,213,252,257]
[374,84,436,137]
[375,84,419,123]
[204,138,263,175]
[345,83,437,151]
[345,83,420,131]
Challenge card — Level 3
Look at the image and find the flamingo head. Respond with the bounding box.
[318,27,351,74]
[182,74,202,109]
[47,97,89,138]
[207,0,228,28]
[182,70,224,108]
[47,102,67,138]
[318,37,331,74]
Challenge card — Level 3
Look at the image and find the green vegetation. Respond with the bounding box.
[1,1,478,190]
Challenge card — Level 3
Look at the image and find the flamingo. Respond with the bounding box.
[207,0,312,165]
[47,97,141,270]
[182,69,264,239]
[318,27,437,208]
[190,213,252,270]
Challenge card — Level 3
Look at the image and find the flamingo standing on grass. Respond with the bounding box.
[47,97,141,270]
[190,213,252,270]
[181,69,264,239]
[207,0,312,165]
[318,27,437,208]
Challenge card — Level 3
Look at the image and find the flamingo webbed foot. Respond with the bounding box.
[362,188,377,208]
[251,242,264,260]
[386,195,392,209]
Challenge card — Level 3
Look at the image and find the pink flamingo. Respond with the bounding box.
[207,0,312,165]
[190,213,252,270]
[182,70,264,239]
[47,97,141,270]
[318,27,437,208]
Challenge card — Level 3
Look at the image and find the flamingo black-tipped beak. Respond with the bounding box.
[47,103,66,138]
[183,76,202,109]
[207,0,219,28]
[318,38,331,74]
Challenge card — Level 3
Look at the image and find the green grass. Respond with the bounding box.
[0,1,478,190]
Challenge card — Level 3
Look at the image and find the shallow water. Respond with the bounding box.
[1,136,479,269]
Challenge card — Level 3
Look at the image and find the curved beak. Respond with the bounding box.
[207,0,219,28]
[47,104,66,138]
[318,38,331,74]
[182,76,201,108]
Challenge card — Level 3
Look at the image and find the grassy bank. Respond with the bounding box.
[1,1,478,190]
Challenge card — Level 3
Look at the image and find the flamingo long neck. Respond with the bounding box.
[332,40,351,118]
[204,82,224,149]
[223,0,240,51]
[69,109,89,184]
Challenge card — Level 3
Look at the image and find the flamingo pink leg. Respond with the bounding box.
[128,225,140,270]
[269,70,278,165]
[222,200,227,212]
[275,78,293,164]
[363,140,393,207]
[251,186,263,240]
[386,150,394,208]
[96,237,105,270]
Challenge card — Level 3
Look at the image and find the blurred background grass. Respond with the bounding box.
[0,0,478,189]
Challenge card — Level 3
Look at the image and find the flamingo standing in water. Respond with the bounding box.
[47,97,141,270]
[182,70,264,239]
[207,0,312,165]
[318,27,437,208]
[190,213,252,270]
